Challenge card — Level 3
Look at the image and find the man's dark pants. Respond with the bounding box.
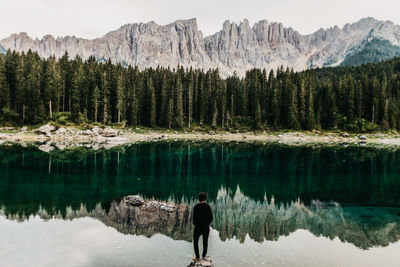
[193,226,210,259]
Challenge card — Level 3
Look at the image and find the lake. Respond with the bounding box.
[1,141,400,267]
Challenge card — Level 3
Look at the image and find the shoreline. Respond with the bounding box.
[2,125,400,150]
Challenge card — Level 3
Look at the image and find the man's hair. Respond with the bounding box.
[198,192,207,202]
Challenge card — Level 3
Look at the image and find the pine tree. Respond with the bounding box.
[70,60,83,123]
[160,73,168,127]
[0,55,9,111]
[187,72,194,128]
[116,73,124,123]
[93,85,100,123]
[298,78,306,129]
[147,77,156,127]
[174,76,184,127]
[320,79,337,129]
[43,56,61,119]
[304,76,314,130]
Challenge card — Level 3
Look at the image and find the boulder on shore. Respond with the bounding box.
[55,127,67,136]
[188,257,214,267]
[36,123,56,135]
[359,135,367,140]
[101,128,119,137]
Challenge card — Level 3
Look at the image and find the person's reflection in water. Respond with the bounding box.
[192,192,213,261]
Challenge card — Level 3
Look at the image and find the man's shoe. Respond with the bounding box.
[192,258,200,261]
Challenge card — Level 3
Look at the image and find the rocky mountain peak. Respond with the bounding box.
[1,17,400,77]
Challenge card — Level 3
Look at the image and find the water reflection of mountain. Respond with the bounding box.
[1,142,400,249]
[2,187,400,249]
[1,142,400,217]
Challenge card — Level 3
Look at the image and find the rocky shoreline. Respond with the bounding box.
[2,124,400,151]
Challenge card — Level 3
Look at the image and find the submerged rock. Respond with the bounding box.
[38,142,54,153]
[188,257,214,267]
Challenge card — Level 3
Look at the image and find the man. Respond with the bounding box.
[192,192,213,260]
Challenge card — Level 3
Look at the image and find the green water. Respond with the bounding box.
[1,142,400,266]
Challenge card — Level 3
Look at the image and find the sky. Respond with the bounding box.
[1,0,399,40]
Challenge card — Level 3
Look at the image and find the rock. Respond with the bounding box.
[341,132,350,137]
[188,257,214,267]
[91,127,102,136]
[209,131,215,135]
[77,129,93,136]
[151,135,168,141]
[36,123,56,135]
[0,134,7,140]
[4,127,14,131]
[55,127,67,135]
[38,143,54,153]
[359,135,367,140]
[312,129,322,134]
[20,126,28,132]
[101,128,119,137]
[124,195,144,207]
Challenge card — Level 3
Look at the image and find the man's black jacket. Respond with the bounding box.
[193,202,213,230]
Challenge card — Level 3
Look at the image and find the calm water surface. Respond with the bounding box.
[1,142,400,266]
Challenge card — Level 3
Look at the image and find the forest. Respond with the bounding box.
[1,49,400,132]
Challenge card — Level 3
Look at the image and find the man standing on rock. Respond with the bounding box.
[192,192,213,260]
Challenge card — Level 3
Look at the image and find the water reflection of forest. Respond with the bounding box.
[1,143,400,249]
[2,187,400,249]
[1,142,400,210]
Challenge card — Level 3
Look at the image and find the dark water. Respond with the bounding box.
[1,142,400,266]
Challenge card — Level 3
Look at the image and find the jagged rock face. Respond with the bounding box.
[2,17,400,77]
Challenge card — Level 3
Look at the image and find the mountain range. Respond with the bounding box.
[1,17,400,76]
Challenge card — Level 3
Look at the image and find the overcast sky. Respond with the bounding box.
[1,0,399,40]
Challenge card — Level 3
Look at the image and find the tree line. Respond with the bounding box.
[1,49,400,131]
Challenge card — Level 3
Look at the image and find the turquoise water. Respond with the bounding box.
[1,142,400,266]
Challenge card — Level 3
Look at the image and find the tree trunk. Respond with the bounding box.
[103,102,107,125]
[49,100,53,119]
[118,108,121,123]
[372,105,375,124]
[94,103,98,123]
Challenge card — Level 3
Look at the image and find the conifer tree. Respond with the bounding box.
[174,76,184,127]
[147,77,156,127]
